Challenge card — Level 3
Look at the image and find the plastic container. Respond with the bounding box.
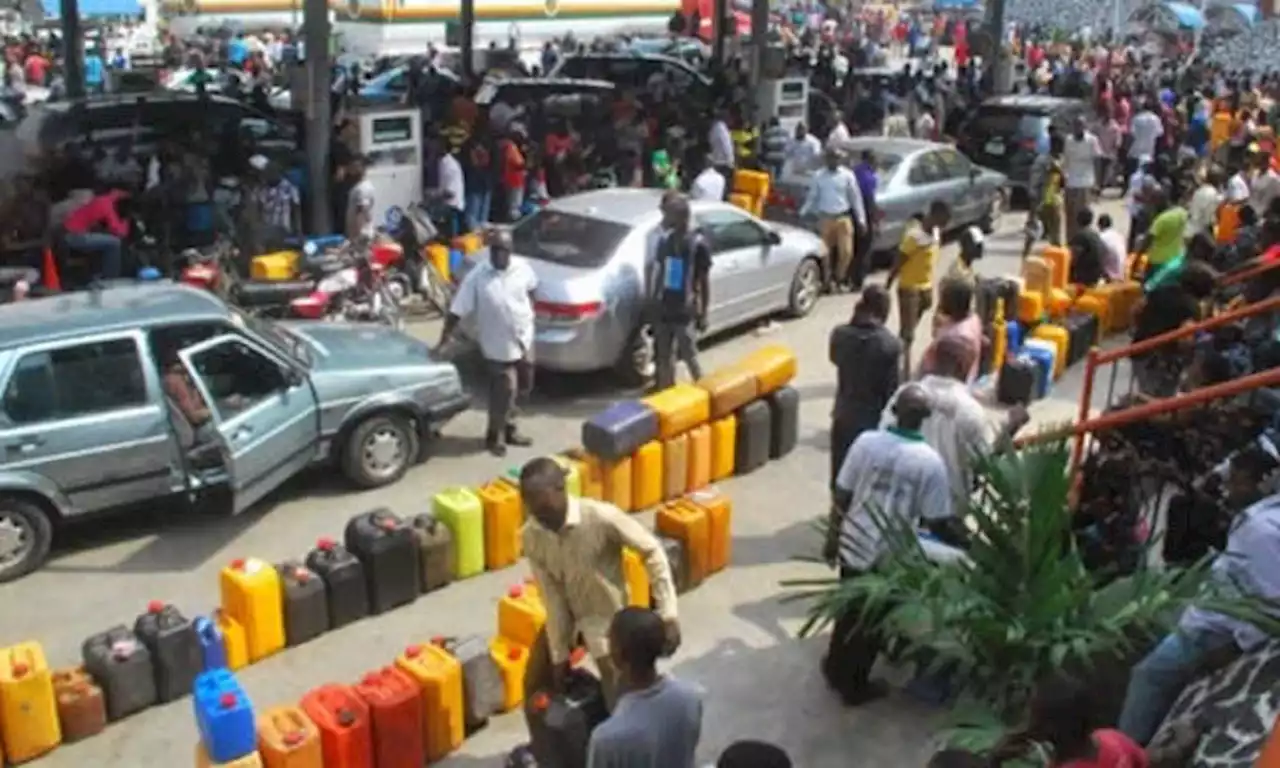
[696,365,759,419]
[432,488,487,579]
[732,168,771,199]
[425,243,451,282]
[1047,287,1072,317]
[1072,293,1110,334]
[194,616,227,671]
[276,562,330,647]
[133,601,202,703]
[250,251,300,281]
[408,514,456,593]
[1089,281,1142,332]
[739,344,797,396]
[1021,343,1056,398]
[734,400,772,475]
[689,488,732,574]
[478,480,523,571]
[561,453,601,499]
[453,232,484,255]
[394,644,464,763]
[196,745,265,767]
[81,626,158,721]
[765,386,800,459]
[642,383,711,439]
[213,610,250,671]
[686,424,712,492]
[622,548,651,608]
[52,666,106,743]
[581,401,660,461]
[445,635,504,731]
[489,637,529,712]
[709,415,737,481]
[497,583,546,648]
[257,705,324,768]
[219,557,286,663]
[527,669,608,768]
[1030,324,1069,378]
[659,536,689,594]
[354,667,425,768]
[656,501,710,589]
[0,642,61,763]
[299,684,374,768]
[305,538,370,630]
[1020,255,1053,296]
[193,669,257,764]
[343,509,422,614]
[631,440,663,511]
[998,356,1040,405]
[1064,311,1099,367]
[1042,245,1072,289]
[662,433,689,501]
[591,454,632,511]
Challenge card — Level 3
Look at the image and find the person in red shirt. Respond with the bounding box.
[23,51,48,87]
[61,188,130,280]
[499,126,527,222]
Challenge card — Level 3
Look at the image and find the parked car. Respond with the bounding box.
[955,94,1090,200]
[766,137,1007,264]
[0,283,469,582]
[458,189,826,384]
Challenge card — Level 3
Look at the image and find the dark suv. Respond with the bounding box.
[956,95,1089,200]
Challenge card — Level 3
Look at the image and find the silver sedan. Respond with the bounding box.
[463,189,827,384]
[766,137,1008,264]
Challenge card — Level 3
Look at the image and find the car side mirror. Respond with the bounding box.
[766,229,782,246]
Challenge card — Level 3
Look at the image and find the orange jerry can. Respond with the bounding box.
[631,440,664,511]
[196,744,264,767]
[622,548,651,608]
[394,644,464,763]
[591,454,632,512]
[299,684,374,768]
[1042,245,1072,289]
[686,424,712,492]
[219,558,286,663]
[1256,713,1280,768]
[498,582,546,648]
[1017,290,1045,324]
[0,642,61,763]
[697,365,759,420]
[1073,293,1110,335]
[477,480,523,571]
[739,344,798,396]
[1046,287,1072,318]
[662,433,690,501]
[213,609,250,671]
[564,453,603,500]
[354,667,425,768]
[688,489,733,574]
[257,705,324,768]
[655,501,710,589]
[424,243,452,283]
[1217,202,1241,245]
[1021,255,1053,296]
[642,383,711,439]
[52,666,106,743]
[709,415,737,482]
[488,637,529,712]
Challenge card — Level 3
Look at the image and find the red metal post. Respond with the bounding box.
[1071,347,1100,475]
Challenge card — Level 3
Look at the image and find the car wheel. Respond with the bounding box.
[787,257,822,317]
[615,322,656,387]
[0,495,53,583]
[342,413,419,489]
[981,190,1006,234]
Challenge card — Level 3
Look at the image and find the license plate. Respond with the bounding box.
[984,140,1005,156]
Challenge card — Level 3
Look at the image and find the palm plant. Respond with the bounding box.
[783,437,1280,757]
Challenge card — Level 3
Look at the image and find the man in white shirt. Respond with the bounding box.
[437,146,467,237]
[826,118,852,147]
[707,112,735,199]
[439,228,538,457]
[800,148,866,293]
[1186,170,1223,241]
[689,159,726,202]
[1226,165,1251,205]
[1129,100,1163,172]
[345,157,377,242]
[1062,116,1101,241]
[1249,149,1280,217]
[785,122,823,174]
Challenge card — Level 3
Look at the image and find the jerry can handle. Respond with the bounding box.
[273,707,308,734]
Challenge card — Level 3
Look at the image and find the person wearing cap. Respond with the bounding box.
[799,147,866,294]
[438,226,537,456]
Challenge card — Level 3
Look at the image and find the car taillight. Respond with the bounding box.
[535,301,602,321]
[1020,138,1038,151]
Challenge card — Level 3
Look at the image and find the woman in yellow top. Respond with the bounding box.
[887,200,950,380]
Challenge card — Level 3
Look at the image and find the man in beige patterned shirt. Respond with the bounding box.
[519,457,681,711]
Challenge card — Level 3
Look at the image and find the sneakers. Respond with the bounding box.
[486,427,533,457]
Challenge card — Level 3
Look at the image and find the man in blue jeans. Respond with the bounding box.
[1118,441,1280,744]
[62,188,130,280]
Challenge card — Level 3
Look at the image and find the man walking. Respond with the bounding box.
[851,149,880,290]
[439,228,537,456]
[799,147,867,294]
[648,195,711,390]
[829,286,901,489]
[1062,116,1101,241]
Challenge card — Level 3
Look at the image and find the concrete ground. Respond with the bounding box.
[0,198,1132,767]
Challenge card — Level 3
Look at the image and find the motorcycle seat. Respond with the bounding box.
[233,280,315,307]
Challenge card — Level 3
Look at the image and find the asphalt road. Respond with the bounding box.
[0,197,1131,767]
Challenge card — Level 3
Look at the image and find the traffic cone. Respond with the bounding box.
[41,247,60,292]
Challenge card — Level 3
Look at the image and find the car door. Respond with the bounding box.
[907,150,964,221]
[178,334,319,514]
[0,332,179,515]
[936,148,982,224]
[696,208,775,331]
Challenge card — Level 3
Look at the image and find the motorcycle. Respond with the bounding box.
[288,240,405,330]
[391,201,456,316]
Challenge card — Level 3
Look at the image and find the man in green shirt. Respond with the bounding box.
[1142,188,1189,291]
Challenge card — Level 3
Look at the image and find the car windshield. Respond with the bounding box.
[795,151,902,187]
[229,308,311,367]
[970,109,1049,141]
[511,211,630,269]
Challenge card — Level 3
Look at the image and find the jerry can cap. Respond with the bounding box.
[11,662,28,677]
[316,537,336,550]
[377,516,397,531]
[430,635,446,646]
[362,673,376,686]
[405,645,421,658]
[220,693,237,708]
[230,558,246,570]
[508,585,524,598]
[294,567,310,583]
[283,731,303,746]
[508,646,523,661]
[531,692,550,711]
[337,709,356,727]
[147,599,165,613]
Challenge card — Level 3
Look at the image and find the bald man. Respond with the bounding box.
[822,382,952,705]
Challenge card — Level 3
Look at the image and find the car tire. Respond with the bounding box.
[786,257,823,317]
[341,412,420,489]
[981,190,1006,234]
[0,495,54,584]
[615,322,656,388]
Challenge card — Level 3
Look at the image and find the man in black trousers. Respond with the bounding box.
[827,286,901,488]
